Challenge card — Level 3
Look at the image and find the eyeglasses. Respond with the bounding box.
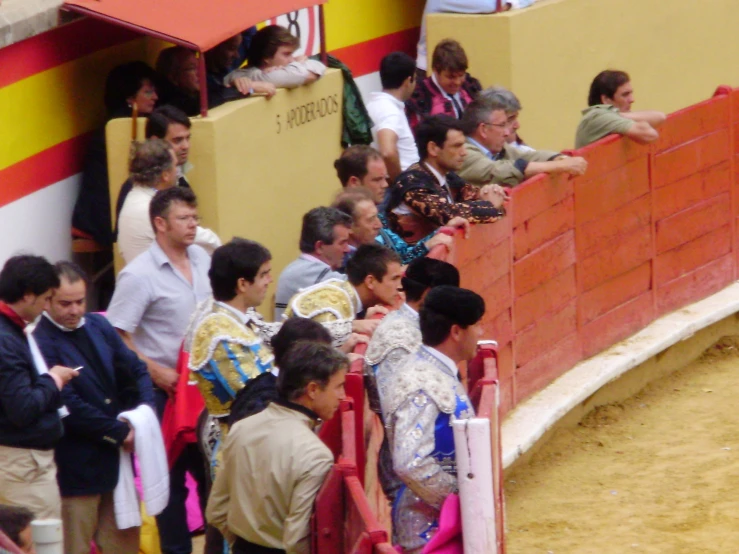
[482,121,509,129]
[173,215,201,224]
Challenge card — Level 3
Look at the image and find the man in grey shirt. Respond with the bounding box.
[107,186,211,554]
[273,207,352,321]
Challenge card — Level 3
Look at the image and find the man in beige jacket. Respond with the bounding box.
[206,341,347,554]
[458,95,587,187]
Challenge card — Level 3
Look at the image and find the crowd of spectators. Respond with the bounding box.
[0,8,670,553]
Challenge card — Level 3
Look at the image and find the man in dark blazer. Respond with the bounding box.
[34,262,155,554]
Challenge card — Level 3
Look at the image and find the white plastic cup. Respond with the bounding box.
[30,519,63,554]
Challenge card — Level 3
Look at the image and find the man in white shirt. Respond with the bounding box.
[366,52,420,181]
[117,139,221,265]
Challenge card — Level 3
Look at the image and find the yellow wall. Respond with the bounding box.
[324,0,425,50]
[107,70,344,318]
[428,0,739,150]
[0,38,149,171]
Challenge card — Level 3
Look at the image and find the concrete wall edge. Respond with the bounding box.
[502,279,739,469]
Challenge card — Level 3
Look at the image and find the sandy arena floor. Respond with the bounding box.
[505,336,739,554]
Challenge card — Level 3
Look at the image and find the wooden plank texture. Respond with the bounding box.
[655,193,731,254]
[477,274,512,322]
[481,309,513,348]
[510,173,573,228]
[578,224,652,293]
[578,262,652,326]
[513,231,575,297]
[459,240,511,294]
[514,333,581,405]
[574,134,645,176]
[575,157,650,226]
[454,217,511,267]
[577,195,651,259]
[514,300,577,367]
[496,343,514,416]
[513,196,574,260]
[654,224,732,286]
[514,266,576,333]
[653,161,731,220]
[581,292,655,358]
[653,130,730,188]
[655,95,729,153]
[656,254,734,316]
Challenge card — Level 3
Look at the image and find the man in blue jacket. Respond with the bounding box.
[34,262,155,554]
[0,255,78,521]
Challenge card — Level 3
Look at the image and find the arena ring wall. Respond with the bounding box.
[439,86,739,470]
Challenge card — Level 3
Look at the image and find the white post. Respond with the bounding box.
[453,418,498,553]
[31,519,63,554]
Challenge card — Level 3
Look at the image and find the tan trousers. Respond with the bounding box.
[62,492,140,554]
[0,445,61,519]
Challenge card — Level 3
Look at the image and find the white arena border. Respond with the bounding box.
[502,281,739,469]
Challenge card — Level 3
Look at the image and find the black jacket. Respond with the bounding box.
[34,313,156,496]
[0,313,63,450]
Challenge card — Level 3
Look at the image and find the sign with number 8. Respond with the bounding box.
[269,7,320,57]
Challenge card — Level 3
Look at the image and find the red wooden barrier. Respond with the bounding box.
[318,339,369,482]
[313,398,393,554]
[450,85,738,414]
[316,87,739,552]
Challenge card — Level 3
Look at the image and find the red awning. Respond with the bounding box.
[62,0,327,52]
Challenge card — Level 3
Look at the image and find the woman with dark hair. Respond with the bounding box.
[73,61,160,251]
[104,61,160,118]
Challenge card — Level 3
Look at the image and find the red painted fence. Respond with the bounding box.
[315,86,739,551]
[313,350,394,553]
[450,85,738,414]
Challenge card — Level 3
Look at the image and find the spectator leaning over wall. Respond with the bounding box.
[225,25,326,90]
[477,86,537,153]
[458,96,588,187]
[386,115,507,243]
[575,69,666,148]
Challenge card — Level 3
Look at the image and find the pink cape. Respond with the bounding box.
[421,493,463,554]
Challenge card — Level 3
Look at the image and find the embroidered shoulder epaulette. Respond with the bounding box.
[284,278,356,322]
[189,311,262,371]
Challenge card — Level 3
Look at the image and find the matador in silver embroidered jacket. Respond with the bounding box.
[382,344,474,553]
[364,302,422,501]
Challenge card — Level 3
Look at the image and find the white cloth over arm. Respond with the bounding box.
[194,226,222,255]
[114,404,169,529]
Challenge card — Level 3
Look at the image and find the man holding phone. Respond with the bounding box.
[34,262,155,554]
[0,255,79,520]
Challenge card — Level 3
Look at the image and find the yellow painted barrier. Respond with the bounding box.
[427,0,739,150]
[107,70,344,318]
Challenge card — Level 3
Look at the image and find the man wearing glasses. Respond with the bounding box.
[108,186,213,554]
[458,95,588,187]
